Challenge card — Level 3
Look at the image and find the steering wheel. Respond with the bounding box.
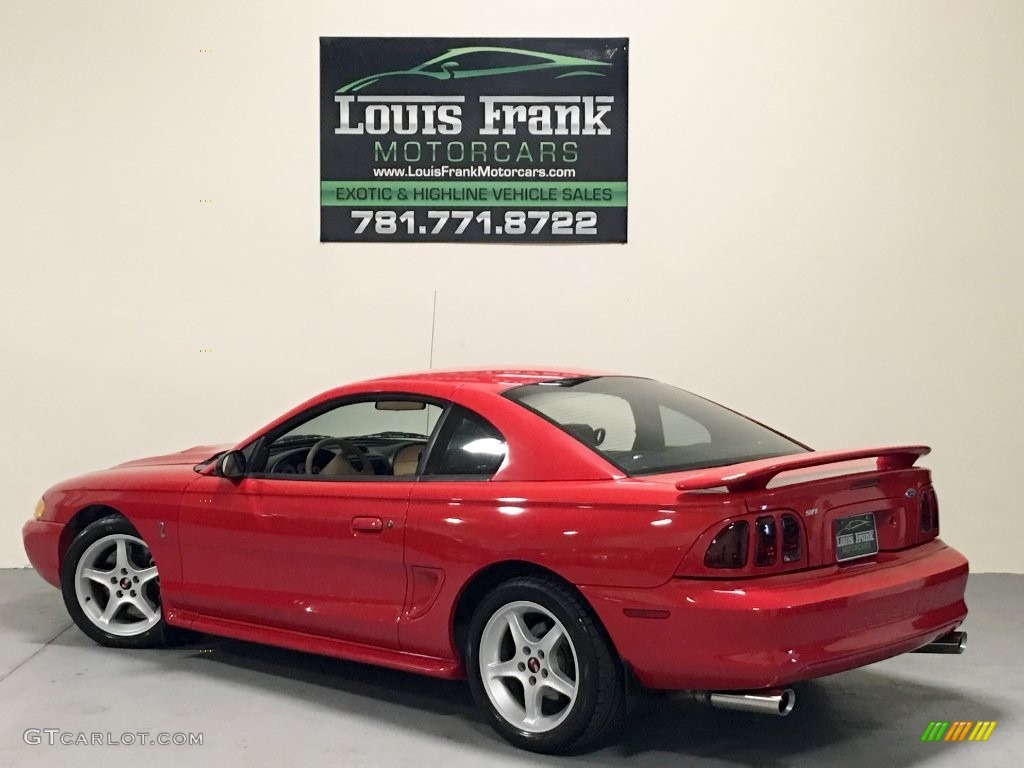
[305,437,374,476]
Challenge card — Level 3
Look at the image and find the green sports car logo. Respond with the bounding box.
[338,46,611,93]
[837,517,873,534]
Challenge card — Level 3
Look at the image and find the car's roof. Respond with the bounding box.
[355,367,614,393]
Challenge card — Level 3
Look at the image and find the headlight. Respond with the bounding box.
[33,499,45,520]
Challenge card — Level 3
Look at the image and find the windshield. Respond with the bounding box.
[504,376,808,476]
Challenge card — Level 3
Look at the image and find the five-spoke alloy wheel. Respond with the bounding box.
[466,576,626,754]
[61,516,177,648]
[478,601,579,733]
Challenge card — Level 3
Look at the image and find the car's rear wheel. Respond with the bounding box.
[61,516,178,648]
[466,576,626,754]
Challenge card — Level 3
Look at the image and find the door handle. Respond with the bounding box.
[351,516,384,533]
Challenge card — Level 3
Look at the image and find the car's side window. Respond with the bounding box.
[259,397,443,480]
[424,407,507,478]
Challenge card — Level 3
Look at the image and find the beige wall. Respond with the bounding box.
[1,1,1021,570]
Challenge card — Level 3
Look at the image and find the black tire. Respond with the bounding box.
[465,575,626,754]
[60,515,184,648]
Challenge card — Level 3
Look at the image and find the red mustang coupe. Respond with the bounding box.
[23,369,968,753]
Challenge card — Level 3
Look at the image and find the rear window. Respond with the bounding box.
[504,376,807,475]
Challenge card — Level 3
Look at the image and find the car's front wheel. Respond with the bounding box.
[61,516,177,648]
[466,576,626,754]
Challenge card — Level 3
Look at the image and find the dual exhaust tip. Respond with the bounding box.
[912,630,967,654]
[697,688,796,717]
[697,631,966,717]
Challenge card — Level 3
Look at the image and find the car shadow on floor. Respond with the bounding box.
[161,633,1004,767]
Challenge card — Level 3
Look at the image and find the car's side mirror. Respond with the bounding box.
[441,61,460,74]
[218,450,246,480]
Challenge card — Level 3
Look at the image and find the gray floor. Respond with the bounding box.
[0,570,1018,768]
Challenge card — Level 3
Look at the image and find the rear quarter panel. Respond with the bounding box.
[402,479,741,659]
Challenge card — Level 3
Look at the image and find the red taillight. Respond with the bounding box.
[920,488,939,534]
[781,513,802,562]
[684,512,806,577]
[754,515,777,566]
[704,521,749,569]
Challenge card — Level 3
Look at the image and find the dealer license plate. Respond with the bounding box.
[834,513,879,562]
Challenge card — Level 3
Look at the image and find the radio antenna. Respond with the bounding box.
[428,290,438,369]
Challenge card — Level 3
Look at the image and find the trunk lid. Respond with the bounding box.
[739,460,934,566]
[654,447,938,573]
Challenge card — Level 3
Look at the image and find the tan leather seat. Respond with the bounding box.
[392,445,422,476]
[318,439,375,477]
[321,453,368,476]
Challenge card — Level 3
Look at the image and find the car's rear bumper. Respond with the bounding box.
[580,539,968,691]
[23,520,63,588]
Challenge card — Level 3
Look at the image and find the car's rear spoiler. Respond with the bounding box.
[675,445,931,493]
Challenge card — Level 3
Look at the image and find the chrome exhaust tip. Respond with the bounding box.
[705,688,796,716]
[913,630,967,654]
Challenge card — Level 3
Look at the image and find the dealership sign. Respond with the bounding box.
[320,38,628,242]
